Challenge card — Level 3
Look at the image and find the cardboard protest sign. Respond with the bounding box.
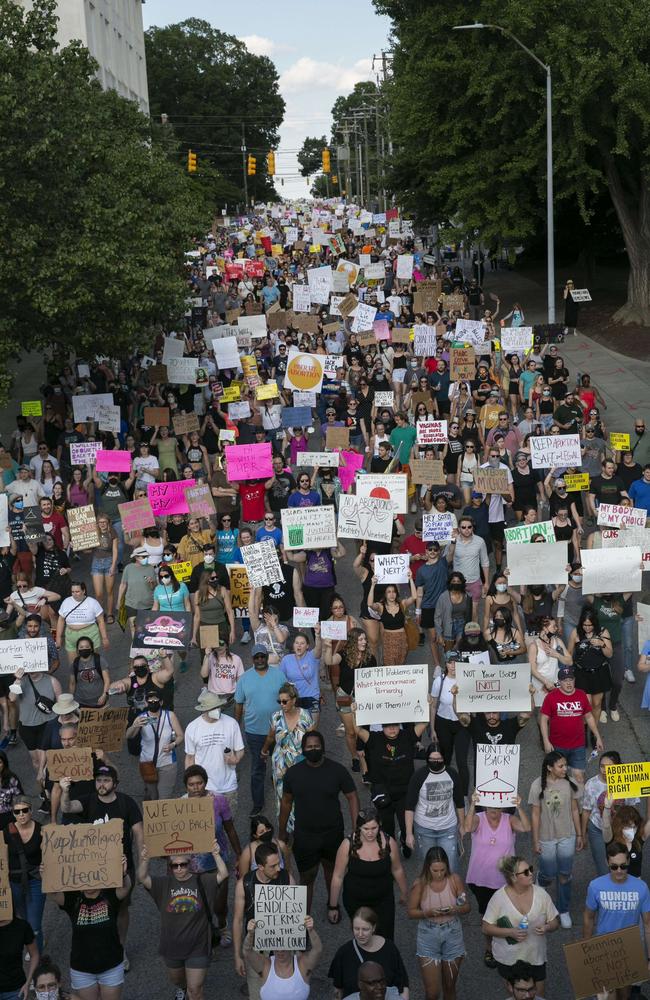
[569,287,592,302]
[172,413,200,434]
[416,420,448,445]
[143,407,170,427]
[70,441,102,466]
[254,884,307,951]
[21,400,42,417]
[185,483,216,518]
[506,540,568,586]
[564,926,646,1000]
[224,443,273,482]
[390,327,412,344]
[147,480,195,516]
[227,564,250,619]
[133,611,192,652]
[147,364,168,384]
[606,761,650,798]
[442,293,465,312]
[422,512,453,542]
[295,451,339,468]
[118,497,155,534]
[375,553,410,584]
[283,349,325,394]
[581,546,642,596]
[41,819,124,892]
[456,661,531,713]
[95,450,132,473]
[500,327,533,353]
[320,619,347,641]
[0,638,48,675]
[597,503,646,529]
[475,744,520,807]
[293,607,319,628]
[241,539,284,588]
[294,314,320,335]
[564,472,590,492]
[355,473,408,515]
[325,427,350,450]
[199,625,220,650]
[67,504,100,552]
[77,707,129,753]
[337,494,394,544]
[281,506,337,551]
[529,434,582,469]
[450,347,476,381]
[46,748,93,781]
[610,432,631,451]
[504,520,556,544]
[473,467,510,495]
[143,797,215,857]
[410,459,446,486]
[354,664,429,725]
[0,840,12,919]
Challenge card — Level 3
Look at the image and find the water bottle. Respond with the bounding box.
[519,915,529,932]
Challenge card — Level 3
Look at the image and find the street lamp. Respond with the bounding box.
[453,22,556,324]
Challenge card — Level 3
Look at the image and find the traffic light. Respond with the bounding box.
[322,149,331,173]
[266,151,276,176]
[247,154,257,176]
[187,150,197,173]
[332,174,338,185]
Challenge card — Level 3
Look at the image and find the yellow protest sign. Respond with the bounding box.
[610,433,630,451]
[606,761,650,798]
[309,244,321,253]
[221,385,241,403]
[21,401,42,417]
[564,473,590,492]
[271,244,283,257]
[170,561,192,583]
[256,382,279,400]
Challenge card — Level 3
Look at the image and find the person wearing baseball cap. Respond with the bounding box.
[415,542,445,671]
[234,645,284,814]
[539,665,603,784]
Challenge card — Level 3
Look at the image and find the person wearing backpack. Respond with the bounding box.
[125,691,183,801]
[68,637,111,708]
[8,666,62,775]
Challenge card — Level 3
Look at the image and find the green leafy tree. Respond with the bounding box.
[375,0,650,323]
[145,20,285,204]
[298,136,329,178]
[0,0,208,404]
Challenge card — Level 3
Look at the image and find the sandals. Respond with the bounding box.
[106,615,115,625]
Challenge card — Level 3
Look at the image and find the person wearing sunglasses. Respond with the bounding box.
[260,683,313,834]
[138,838,228,1000]
[583,841,650,997]
[4,795,45,951]
[152,566,192,672]
[504,963,544,1000]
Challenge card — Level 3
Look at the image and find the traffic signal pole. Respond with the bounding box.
[241,124,248,207]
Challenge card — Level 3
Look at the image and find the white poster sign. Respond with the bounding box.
[211,337,241,371]
[355,474,408,515]
[336,494,393,544]
[374,392,394,409]
[417,420,448,445]
[375,554,410,584]
[295,451,339,468]
[456,662,531,713]
[281,506,337,550]
[597,504,647,529]
[245,315,269,339]
[354,664,429,725]
[0,494,8,546]
[165,357,200,385]
[476,744,520,807]
[162,337,185,365]
[283,349,325,395]
[413,324,437,355]
[637,602,650,654]
[240,539,283,588]
[97,404,121,434]
[506,541,568,585]
[529,435,582,469]
[292,285,312,313]
[581,547,642,596]
[320,620,348,641]
[500,327,534,353]
[396,254,414,280]
[72,393,114,423]
[351,302,378,333]
[254,884,307,951]
[570,288,592,302]
[422,512,453,542]
[293,607,319,628]
[454,319,487,348]
[0,638,49,675]
[70,441,102,466]
[307,266,333,305]
[363,263,385,281]
[504,521,556,544]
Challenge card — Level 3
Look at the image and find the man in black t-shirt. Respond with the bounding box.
[261,561,300,625]
[588,458,629,516]
[264,454,296,513]
[0,916,36,995]
[456,702,533,795]
[279,731,358,910]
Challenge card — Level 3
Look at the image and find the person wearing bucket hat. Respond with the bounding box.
[116,547,156,635]
[184,691,244,807]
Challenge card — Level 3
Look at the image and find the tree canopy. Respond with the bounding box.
[0,0,209,404]
[145,20,285,204]
[374,0,650,322]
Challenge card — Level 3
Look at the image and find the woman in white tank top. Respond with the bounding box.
[243,916,322,1000]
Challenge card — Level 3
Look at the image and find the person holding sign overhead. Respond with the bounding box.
[242,914,321,1000]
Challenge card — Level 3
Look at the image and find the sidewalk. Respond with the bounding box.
[0,352,47,445]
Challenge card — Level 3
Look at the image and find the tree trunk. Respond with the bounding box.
[605,161,650,325]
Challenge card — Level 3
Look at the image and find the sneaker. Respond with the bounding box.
[219,928,233,948]
[410,502,417,514]
[625,669,636,683]
[240,630,251,644]
[599,711,607,724]
[336,723,345,735]
[400,840,412,860]
[174,990,186,1000]
[7,731,17,746]
[559,912,572,929]
[610,709,620,722]
[351,759,361,773]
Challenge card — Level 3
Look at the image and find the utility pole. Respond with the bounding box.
[241,123,248,208]
[362,115,371,206]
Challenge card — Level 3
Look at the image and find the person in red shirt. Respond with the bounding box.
[540,665,603,783]
[238,479,266,527]
[39,496,69,550]
[399,520,427,575]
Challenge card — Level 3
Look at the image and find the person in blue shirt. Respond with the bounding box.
[288,473,321,508]
[415,542,447,670]
[583,842,650,974]
[628,465,650,515]
[234,645,285,813]
[262,277,280,311]
[255,513,283,550]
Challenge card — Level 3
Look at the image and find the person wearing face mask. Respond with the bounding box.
[528,615,573,708]
[91,469,131,568]
[552,561,587,645]
[280,731,359,912]
[116,547,155,635]
[601,802,650,880]
[404,743,465,870]
[184,691,244,808]
[188,543,230,597]
[32,956,71,1000]
[126,690,183,800]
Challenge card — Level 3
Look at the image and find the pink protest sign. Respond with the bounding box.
[118,497,155,533]
[147,479,196,515]
[373,319,391,341]
[338,450,365,492]
[224,443,273,482]
[95,450,132,473]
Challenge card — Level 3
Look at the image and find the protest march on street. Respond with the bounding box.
[0,197,648,1000]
